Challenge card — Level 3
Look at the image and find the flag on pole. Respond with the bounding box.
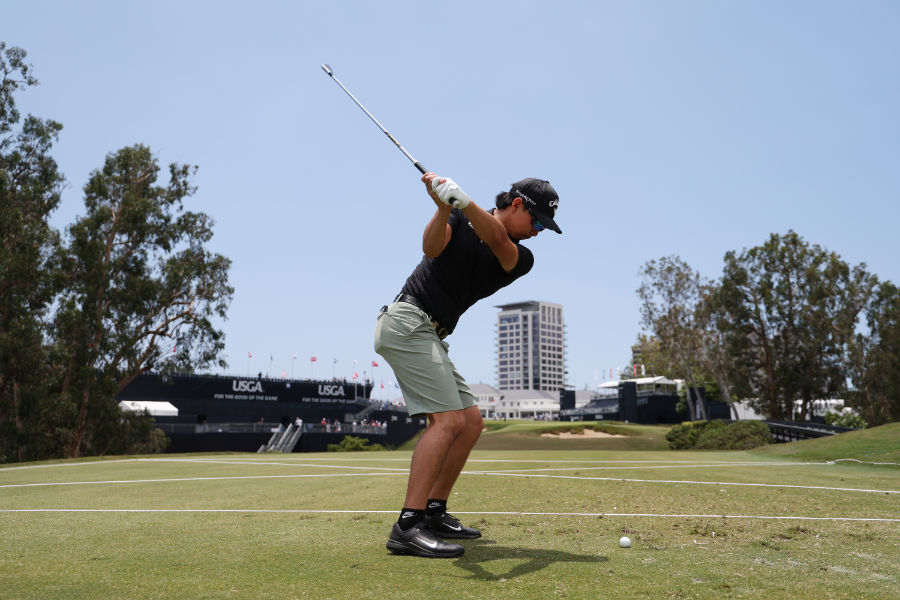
[371,361,379,367]
[310,356,317,362]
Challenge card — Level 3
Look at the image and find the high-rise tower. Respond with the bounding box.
[495,301,566,391]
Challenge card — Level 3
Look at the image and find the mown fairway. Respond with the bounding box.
[1,423,897,599]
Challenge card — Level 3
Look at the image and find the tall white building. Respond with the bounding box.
[495,300,566,392]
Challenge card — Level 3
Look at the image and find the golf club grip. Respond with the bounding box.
[413,161,427,175]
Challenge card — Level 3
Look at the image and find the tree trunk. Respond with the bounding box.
[684,363,708,420]
[67,388,90,459]
[13,379,24,462]
[718,380,739,420]
[799,392,810,422]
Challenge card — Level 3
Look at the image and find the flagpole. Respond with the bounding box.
[371,361,379,399]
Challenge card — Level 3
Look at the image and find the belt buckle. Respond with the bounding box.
[431,320,448,340]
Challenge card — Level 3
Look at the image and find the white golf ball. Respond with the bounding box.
[619,536,631,548]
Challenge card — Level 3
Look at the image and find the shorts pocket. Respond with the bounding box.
[374,304,428,353]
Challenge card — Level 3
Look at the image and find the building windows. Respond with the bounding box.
[495,301,566,392]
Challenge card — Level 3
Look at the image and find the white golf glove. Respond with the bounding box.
[431,177,471,209]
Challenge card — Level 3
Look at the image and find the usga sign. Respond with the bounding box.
[232,380,263,393]
[318,384,346,397]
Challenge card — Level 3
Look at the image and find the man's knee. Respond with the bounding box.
[464,407,483,438]
[431,410,466,436]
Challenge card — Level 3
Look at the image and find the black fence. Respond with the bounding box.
[764,420,855,443]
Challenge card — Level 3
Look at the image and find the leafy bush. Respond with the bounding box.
[327,435,385,452]
[824,411,867,429]
[694,420,771,450]
[665,421,717,449]
[667,420,771,450]
[131,428,170,454]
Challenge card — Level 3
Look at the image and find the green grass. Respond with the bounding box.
[753,422,900,464]
[398,420,672,452]
[1,425,898,599]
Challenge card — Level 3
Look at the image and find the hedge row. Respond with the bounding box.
[665,420,771,450]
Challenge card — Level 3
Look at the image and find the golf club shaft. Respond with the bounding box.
[322,64,427,174]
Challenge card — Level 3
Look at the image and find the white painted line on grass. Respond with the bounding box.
[135,458,410,471]
[135,459,823,473]
[140,457,819,465]
[830,458,899,466]
[463,463,825,473]
[466,471,900,494]
[0,472,406,489]
[5,456,888,471]
[0,459,142,471]
[3,469,896,496]
[1,508,897,523]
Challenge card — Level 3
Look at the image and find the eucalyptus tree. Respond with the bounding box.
[696,284,740,419]
[0,43,65,462]
[631,333,679,379]
[0,43,234,462]
[52,144,233,458]
[717,231,872,420]
[847,281,900,425]
[637,256,708,420]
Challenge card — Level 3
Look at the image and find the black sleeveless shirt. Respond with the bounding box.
[400,208,534,335]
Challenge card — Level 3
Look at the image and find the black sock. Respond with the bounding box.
[398,508,425,531]
[425,498,447,517]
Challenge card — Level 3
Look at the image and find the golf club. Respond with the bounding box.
[321,63,427,175]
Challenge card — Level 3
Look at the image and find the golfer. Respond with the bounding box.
[374,172,561,557]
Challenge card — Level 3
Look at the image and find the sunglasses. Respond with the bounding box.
[526,208,546,232]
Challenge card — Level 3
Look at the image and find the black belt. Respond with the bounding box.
[392,293,449,340]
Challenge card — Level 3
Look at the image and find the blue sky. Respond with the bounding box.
[7,1,899,397]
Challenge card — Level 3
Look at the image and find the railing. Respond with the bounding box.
[155,422,388,436]
[257,424,304,453]
[764,420,855,443]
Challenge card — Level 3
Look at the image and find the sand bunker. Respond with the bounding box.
[540,429,624,438]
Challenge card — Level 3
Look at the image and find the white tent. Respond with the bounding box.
[118,400,179,417]
[599,376,678,389]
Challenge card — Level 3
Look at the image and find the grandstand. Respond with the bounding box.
[116,373,426,452]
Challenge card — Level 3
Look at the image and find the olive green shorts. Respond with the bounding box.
[373,301,476,417]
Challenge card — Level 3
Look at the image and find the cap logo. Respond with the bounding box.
[513,188,535,207]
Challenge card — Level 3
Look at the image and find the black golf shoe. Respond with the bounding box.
[386,522,465,558]
[425,512,482,539]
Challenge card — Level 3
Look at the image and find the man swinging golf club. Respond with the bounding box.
[375,172,562,558]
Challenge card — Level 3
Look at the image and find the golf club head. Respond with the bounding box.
[321,64,333,76]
